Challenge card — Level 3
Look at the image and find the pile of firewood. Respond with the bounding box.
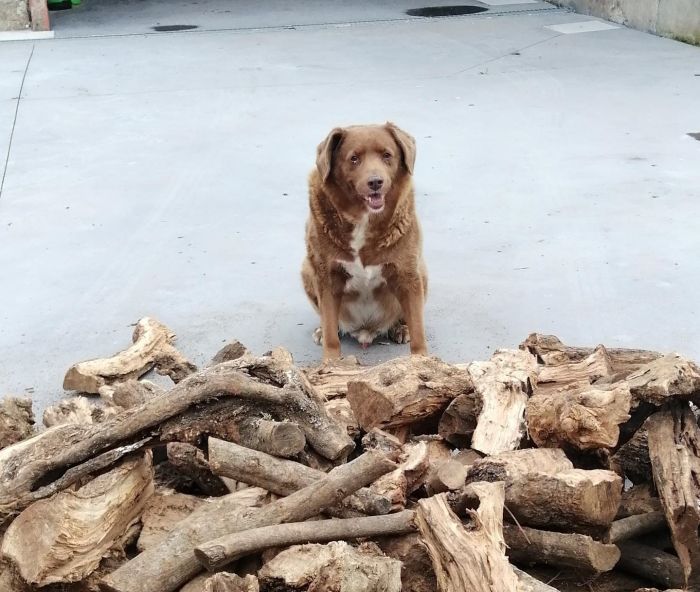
[0,317,698,592]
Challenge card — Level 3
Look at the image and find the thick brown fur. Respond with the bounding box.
[301,122,428,360]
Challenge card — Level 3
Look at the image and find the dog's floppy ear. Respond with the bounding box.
[316,127,345,183]
[385,122,416,175]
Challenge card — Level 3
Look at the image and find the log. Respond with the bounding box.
[534,345,614,395]
[236,417,306,458]
[618,483,662,518]
[512,568,561,592]
[63,317,193,393]
[437,392,481,447]
[467,450,622,532]
[204,573,259,592]
[0,362,352,517]
[346,356,472,430]
[1,455,153,586]
[166,442,229,497]
[361,428,403,455]
[627,354,700,405]
[424,459,468,495]
[520,333,661,377]
[137,491,205,552]
[647,403,700,587]
[607,511,666,543]
[112,379,166,408]
[257,541,402,592]
[208,438,392,517]
[211,341,248,364]
[370,440,431,509]
[376,533,437,592]
[0,397,33,449]
[303,356,364,399]
[526,383,631,451]
[416,483,519,592]
[467,348,537,455]
[503,523,620,572]
[101,450,396,592]
[610,424,651,483]
[195,510,416,570]
[325,398,360,439]
[43,395,119,427]
[617,541,685,589]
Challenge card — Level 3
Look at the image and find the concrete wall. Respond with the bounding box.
[549,0,700,45]
[0,0,30,30]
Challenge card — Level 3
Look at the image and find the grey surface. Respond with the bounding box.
[0,2,699,413]
[0,0,29,32]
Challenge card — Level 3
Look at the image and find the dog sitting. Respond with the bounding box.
[301,122,428,360]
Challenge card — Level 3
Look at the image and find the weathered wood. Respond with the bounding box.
[617,541,685,589]
[203,573,259,592]
[424,459,468,495]
[376,533,437,592]
[610,424,651,483]
[0,363,352,518]
[303,357,364,399]
[211,341,248,364]
[467,450,622,532]
[437,392,481,447]
[520,333,661,377]
[417,483,519,592]
[1,455,153,586]
[627,354,700,405]
[101,450,396,592]
[503,523,620,572]
[195,510,416,570]
[112,379,166,409]
[607,511,666,543]
[257,541,402,592]
[166,442,229,497]
[209,437,391,516]
[534,345,614,395]
[647,403,700,587]
[618,483,662,518]
[346,356,472,430]
[237,417,306,458]
[512,568,562,592]
[526,383,631,451]
[43,396,119,427]
[0,397,33,449]
[468,348,537,455]
[63,317,192,393]
[361,428,403,455]
[370,440,431,510]
[325,398,360,439]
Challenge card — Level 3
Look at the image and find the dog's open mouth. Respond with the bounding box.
[365,192,385,212]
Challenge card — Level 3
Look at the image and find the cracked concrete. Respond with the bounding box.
[0,1,699,412]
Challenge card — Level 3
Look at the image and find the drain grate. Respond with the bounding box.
[406,5,489,17]
[152,24,199,32]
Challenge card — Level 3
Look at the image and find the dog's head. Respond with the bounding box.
[316,122,416,215]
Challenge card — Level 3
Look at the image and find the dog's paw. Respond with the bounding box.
[388,322,411,344]
[312,327,323,345]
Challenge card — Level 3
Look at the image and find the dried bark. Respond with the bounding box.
[618,483,662,518]
[0,397,34,449]
[43,396,119,427]
[610,424,651,484]
[607,511,666,543]
[626,354,700,405]
[166,442,229,497]
[376,533,437,592]
[617,541,685,589]
[303,357,364,399]
[437,392,481,447]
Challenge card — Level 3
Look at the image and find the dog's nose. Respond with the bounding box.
[367,177,384,191]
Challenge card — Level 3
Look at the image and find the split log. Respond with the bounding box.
[467,348,537,455]
[526,383,631,451]
[376,533,437,592]
[370,440,431,509]
[520,333,661,377]
[195,510,416,570]
[512,568,561,592]
[607,511,666,543]
[618,483,662,518]
[416,483,519,592]
[534,345,614,395]
[627,354,700,405]
[43,396,119,427]
[204,573,259,592]
[235,417,306,458]
[257,541,401,592]
[346,356,472,431]
[617,541,685,589]
[361,428,403,455]
[610,424,651,483]
[0,362,352,518]
[647,403,700,587]
[424,459,468,495]
[63,317,194,394]
[503,523,620,572]
[208,437,392,517]
[211,341,248,364]
[303,357,364,399]
[101,450,396,592]
[112,379,166,409]
[437,392,481,447]
[166,442,229,497]
[137,491,205,552]
[1,455,153,586]
[0,397,33,449]
[467,450,622,532]
[325,398,360,439]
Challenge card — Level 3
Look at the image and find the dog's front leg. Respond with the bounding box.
[318,286,342,360]
[396,278,427,356]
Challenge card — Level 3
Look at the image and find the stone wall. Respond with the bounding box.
[549,0,700,45]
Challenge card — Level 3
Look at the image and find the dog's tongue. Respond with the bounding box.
[368,194,384,210]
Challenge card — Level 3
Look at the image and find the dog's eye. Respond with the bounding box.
[383,152,392,160]
[350,155,359,164]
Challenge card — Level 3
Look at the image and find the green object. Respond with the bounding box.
[47,0,73,9]
[71,0,81,5]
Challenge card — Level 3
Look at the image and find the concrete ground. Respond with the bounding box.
[0,1,699,413]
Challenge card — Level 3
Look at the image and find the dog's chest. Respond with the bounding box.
[339,215,385,294]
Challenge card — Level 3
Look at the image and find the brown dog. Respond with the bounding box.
[301,122,428,360]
